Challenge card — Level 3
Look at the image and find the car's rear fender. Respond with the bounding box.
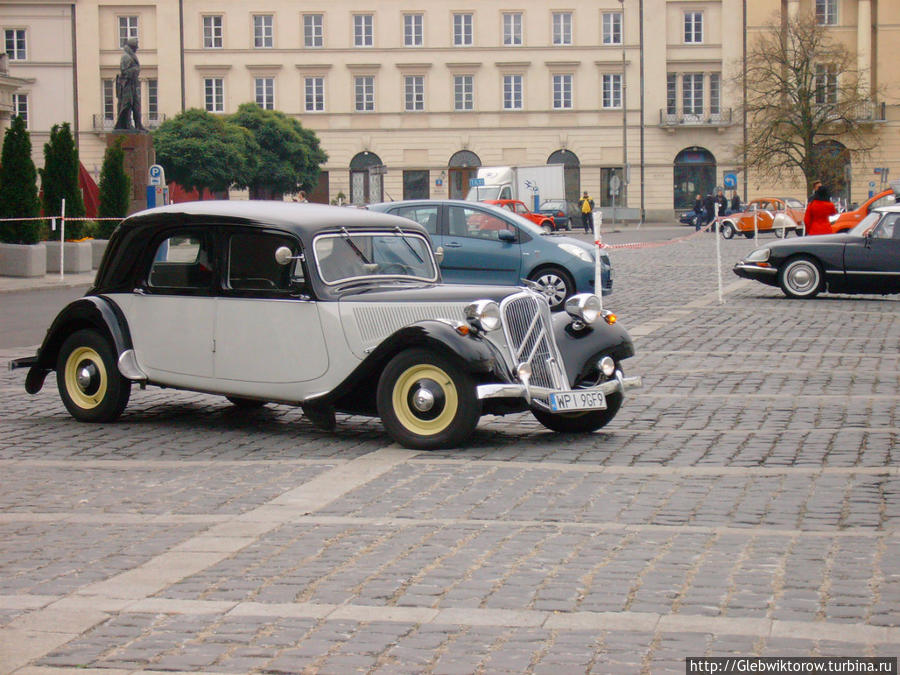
[315,320,509,415]
[24,296,133,393]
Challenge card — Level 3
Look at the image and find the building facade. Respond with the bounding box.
[1,0,897,219]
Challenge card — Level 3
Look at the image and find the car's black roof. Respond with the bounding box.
[122,200,427,238]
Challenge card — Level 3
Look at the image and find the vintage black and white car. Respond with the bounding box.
[10,201,641,450]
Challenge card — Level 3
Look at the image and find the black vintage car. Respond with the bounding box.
[10,201,641,450]
[733,206,900,299]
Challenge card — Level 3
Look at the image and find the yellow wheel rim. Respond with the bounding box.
[392,363,458,437]
[64,346,107,410]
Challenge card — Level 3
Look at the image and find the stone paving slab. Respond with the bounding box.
[0,233,897,673]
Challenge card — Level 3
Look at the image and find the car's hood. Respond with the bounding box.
[759,232,858,252]
[338,282,522,304]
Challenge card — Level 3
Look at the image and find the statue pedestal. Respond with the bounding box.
[107,132,154,214]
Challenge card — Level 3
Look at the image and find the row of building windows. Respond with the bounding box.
[187,73,631,114]
[101,78,159,121]
[199,11,633,49]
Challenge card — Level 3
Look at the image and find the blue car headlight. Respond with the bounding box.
[558,243,593,263]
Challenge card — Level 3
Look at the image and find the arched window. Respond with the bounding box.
[673,147,716,210]
[349,151,384,204]
[447,150,482,199]
[548,150,580,202]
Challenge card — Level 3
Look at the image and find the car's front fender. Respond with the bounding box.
[552,311,635,386]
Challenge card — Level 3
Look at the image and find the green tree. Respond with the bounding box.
[229,103,327,200]
[152,108,255,196]
[735,12,878,197]
[40,122,86,239]
[0,116,41,244]
[97,137,131,238]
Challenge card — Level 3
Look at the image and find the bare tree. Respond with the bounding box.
[735,12,879,196]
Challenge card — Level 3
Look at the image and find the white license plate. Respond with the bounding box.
[549,390,607,412]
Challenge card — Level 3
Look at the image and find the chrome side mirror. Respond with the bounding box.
[275,246,299,265]
[434,246,445,264]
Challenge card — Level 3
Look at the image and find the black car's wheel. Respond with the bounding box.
[226,396,268,409]
[56,329,130,423]
[377,348,481,450]
[532,392,623,433]
[527,266,575,311]
[720,222,735,239]
[778,255,823,299]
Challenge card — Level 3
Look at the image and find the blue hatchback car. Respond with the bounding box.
[368,199,612,309]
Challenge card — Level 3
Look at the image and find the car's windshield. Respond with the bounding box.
[849,211,882,237]
[314,231,437,284]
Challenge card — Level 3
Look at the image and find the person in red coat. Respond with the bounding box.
[803,185,838,236]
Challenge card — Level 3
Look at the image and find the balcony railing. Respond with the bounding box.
[659,108,733,128]
[92,114,166,131]
[853,101,886,123]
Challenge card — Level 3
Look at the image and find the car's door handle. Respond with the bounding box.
[444,241,462,248]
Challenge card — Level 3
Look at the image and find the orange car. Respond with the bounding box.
[485,199,557,232]
[715,198,806,239]
[830,189,897,233]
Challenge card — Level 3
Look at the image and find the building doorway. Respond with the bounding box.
[813,140,851,207]
[349,151,384,204]
[448,150,481,199]
[673,147,716,210]
[547,150,580,203]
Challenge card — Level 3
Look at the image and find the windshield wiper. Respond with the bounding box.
[394,227,425,264]
[339,228,371,264]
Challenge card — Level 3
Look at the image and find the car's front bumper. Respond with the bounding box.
[476,369,642,410]
[733,262,779,287]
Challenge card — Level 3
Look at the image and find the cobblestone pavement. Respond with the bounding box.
[0,230,898,674]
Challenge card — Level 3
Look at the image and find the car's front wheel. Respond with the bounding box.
[721,222,735,239]
[56,329,131,422]
[532,392,623,433]
[778,255,823,299]
[541,222,553,234]
[527,266,575,311]
[377,348,481,450]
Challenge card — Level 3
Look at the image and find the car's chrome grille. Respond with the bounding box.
[353,304,467,343]
[500,292,568,391]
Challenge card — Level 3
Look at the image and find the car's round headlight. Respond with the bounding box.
[746,248,770,263]
[558,243,593,263]
[465,300,501,332]
[599,356,616,377]
[564,293,602,324]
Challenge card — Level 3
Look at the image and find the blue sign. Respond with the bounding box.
[469,178,485,187]
[723,172,738,189]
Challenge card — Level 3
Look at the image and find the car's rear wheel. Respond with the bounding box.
[743,232,754,239]
[721,223,735,239]
[226,396,268,409]
[541,222,553,234]
[774,227,786,238]
[56,329,130,422]
[778,255,823,299]
[377,348,481,450]
[527,266,575,311]
[532,392,623,433]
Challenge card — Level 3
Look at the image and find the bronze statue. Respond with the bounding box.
[115,37,144,130]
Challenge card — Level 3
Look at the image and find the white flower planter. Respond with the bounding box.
[0,242,47,277]
[46,241,92,273]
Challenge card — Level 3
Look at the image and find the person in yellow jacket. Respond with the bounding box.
[579,191,595,233]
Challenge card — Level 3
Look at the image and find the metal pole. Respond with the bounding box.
[594,211,603,311]
[60,198,66,281]
[753,208,758,247]
[619,0,627,213]
[714,202,723,304]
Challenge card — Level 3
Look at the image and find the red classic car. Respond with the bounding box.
[715,198,806,239]
[484,199,558,232]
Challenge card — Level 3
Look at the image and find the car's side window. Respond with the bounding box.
[148,232,214,290]
[872,213,900,240]
[392,206,439,235]
[513,202,528,215]
[227,231,304,292]
[871,194,897,211]
[448,206,517,242]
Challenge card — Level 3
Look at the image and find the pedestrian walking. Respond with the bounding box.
[703,193,715,229]
[579,191,595,233]
[692,194,704,230]
[730,192,742,213]
[714,189,729,216]
[803,184,837,236]
[807,180,822,204]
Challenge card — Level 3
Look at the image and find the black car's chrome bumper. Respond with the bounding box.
[477,369,642,406]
